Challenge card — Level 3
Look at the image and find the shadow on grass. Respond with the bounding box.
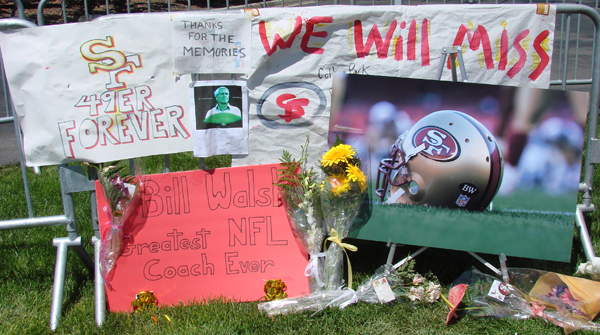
[60,258,94,317]
[0,238,93,316]
[344,237,582,288]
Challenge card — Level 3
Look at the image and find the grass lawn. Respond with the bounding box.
[0,152,599,334]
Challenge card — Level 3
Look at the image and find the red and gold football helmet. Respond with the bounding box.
[375,110,504,211]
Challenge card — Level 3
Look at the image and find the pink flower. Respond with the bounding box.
[412,274,425,286]
[111,174,131,199]
[559,288,578,306]
[562,288,573,300]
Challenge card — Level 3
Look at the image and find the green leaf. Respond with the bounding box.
[332,135,343,147]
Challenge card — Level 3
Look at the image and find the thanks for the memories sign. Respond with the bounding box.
[97,164,309,312]
[171,12,252,74]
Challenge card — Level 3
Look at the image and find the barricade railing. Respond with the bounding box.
[0,19,95,330]
[0,19,36,218]
[560,4,600,264]
[29,0,599,89]
[0,164,96,330]
[1,1,600,330]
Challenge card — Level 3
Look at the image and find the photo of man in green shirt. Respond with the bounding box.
[202,86,243,128]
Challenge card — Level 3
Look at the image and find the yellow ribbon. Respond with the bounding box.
[132,290,158,312]
[325,228,358,289]
[263,279,288,301]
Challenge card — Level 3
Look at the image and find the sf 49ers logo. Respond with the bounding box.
[413,126,459,161]
[80,36,142,90]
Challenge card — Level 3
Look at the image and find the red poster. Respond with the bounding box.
[97,164,309,312]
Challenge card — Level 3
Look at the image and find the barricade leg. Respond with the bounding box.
[576,204,596,261]
[50,237,83,331]
[92,236,106,327]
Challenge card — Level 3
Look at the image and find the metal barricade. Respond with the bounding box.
[0,18,95,332]
[1,1,600,330]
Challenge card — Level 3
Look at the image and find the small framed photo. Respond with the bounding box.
[189,80,248,156]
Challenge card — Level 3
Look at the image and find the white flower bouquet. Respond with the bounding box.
[274,136,325,293]
[257,288,358,317]
[356,259,441,304]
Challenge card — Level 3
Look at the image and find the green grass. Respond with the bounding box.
[0,152,599,334]
[494,188,579,213]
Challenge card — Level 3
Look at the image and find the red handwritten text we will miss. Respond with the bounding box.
[258,15,550,81]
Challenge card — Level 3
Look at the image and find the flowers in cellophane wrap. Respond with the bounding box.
[90,161,142,286]
[445,268,600,333]
[274,136,325,293]
[513,268,600,332]
[257,139,367,317]
[257,139,366,317]
[257,288,358,317]
[319,139,367,291]
[356,259,441,304]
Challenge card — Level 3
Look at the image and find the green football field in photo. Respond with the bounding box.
[350,187,577,262]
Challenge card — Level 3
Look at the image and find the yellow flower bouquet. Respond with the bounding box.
[257,138,367,317]
[319,139,367,290]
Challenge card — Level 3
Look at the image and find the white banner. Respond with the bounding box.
[171,12,252,74]
[0,5,555,167]
[235,5,555,167]
[0,14,193,166]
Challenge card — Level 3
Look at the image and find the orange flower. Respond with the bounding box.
[327,174,351,196]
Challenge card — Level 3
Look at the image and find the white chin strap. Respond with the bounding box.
[385,187,405,204]
[384,143,426,205]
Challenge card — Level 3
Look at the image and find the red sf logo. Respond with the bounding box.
[413,126,459,161]
[276,94,309,123]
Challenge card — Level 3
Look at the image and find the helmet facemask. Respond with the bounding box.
[375,132,425,203]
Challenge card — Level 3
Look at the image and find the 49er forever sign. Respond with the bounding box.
[97,164,309,312]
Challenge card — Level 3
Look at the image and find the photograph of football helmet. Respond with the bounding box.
[375,110,504,211]
[328,74,586,262]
